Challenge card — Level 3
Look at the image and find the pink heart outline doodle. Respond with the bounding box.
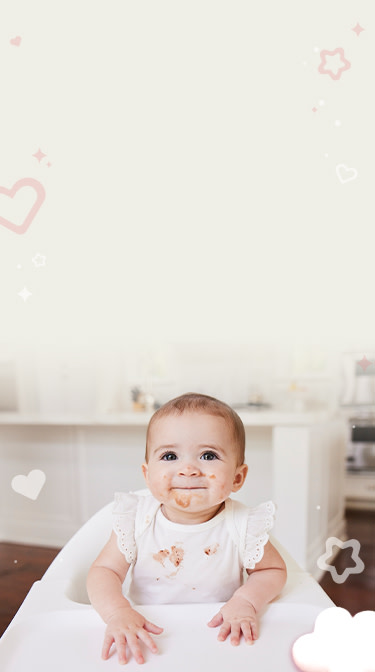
[0,178,46,235]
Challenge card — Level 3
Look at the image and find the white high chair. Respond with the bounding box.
[0,494,334,671]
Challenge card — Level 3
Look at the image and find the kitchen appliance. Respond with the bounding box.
[340,352,375,406]
[339,352,375,472]
[346,416,375,472]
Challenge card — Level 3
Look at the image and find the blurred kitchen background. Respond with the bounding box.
[1,341,375,631]
[0,342,344,416]
[0,342,374,579]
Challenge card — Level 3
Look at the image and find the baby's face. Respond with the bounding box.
[142,412,248,524]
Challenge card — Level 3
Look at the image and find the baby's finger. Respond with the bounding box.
[207,612,223,628]
[113,633,129,665]
[126,632,145,665]
[241,621,255,645]
[137,627,160,654]
[229,622,242,646]
[102,632,114,660]
[249,618,258,641]
[144,619,164,635]
[217,621,231,642]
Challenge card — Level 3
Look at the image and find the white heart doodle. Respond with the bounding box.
[336,164,358,184]
[11,469,46,500]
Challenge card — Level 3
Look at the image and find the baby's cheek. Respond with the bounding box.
[213,478,233,497]
[148,473,169,496]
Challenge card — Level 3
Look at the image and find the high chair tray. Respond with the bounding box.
[0,602,322,671]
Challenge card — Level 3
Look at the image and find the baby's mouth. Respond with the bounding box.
[172,486,206,491]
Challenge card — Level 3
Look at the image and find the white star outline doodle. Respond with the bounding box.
[317,537,365,584]
[32,253,47,267]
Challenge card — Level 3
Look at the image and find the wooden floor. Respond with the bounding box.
[0,542,60,637]
[319,508,375,613]
[0,509,374,637]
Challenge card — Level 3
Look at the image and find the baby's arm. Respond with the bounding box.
[207,541,287,646]
[87,531,163,665]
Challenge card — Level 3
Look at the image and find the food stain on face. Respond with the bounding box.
[204,543,219,556]
[208,474,216,479]
[174,493,191,508]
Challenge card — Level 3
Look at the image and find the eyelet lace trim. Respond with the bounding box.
[113,492,138,564]
[243,500,275,569]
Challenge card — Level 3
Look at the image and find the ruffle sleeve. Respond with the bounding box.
[243,500,275,569]
[112,492,138,564]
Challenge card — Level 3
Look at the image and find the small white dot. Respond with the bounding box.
[16,264,22,270]
[313,46,320,54]
[319,100,325,107]
[316,505,321,510]
[334,120,342,127]
[324,153,329,159]
[14,559,18,564]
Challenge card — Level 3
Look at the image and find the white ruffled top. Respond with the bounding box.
[112,491,276,605]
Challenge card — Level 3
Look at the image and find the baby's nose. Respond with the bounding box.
[178,461,200,476]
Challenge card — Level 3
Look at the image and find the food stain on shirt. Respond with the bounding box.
[153,549,170,566]
[204,543,219,556]
[152,545,184,572]
[170,545,184,567]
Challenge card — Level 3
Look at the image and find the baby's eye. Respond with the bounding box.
[201,451,218,461]
[161,452,177,461]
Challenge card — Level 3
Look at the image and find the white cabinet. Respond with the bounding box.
[345,472,375,510]
[272,420,347,579]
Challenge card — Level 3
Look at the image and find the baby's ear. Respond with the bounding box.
[141,463,149,484]
[232,463,248,492]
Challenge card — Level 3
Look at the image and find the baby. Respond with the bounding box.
[87,393,287,664]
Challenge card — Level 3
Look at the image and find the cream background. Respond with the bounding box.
[0,4,369,638]
[0,0,374,354]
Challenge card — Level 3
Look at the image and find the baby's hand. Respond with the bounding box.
[102,606,163,665]
[207,596,258,646]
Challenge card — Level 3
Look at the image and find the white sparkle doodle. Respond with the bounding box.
[18,287,32,302]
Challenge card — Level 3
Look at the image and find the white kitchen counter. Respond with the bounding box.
[0,409,336,426]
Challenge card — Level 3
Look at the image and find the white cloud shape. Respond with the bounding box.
[292,607,375,672]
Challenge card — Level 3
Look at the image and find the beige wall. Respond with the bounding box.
[0,0,374,352]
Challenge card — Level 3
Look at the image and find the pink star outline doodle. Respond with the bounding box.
[318,48,351,81]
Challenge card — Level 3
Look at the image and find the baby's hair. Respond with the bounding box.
[145,392,246,465]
